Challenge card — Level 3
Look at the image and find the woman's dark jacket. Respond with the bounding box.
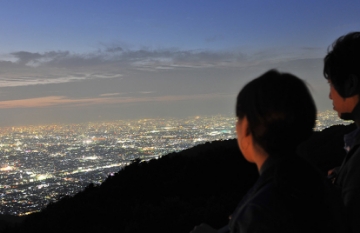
[227,155,343,233]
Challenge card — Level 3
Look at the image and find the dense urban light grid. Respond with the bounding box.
[0,111,351,215]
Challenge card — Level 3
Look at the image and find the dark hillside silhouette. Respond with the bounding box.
[8,139,258,233]
[0,215,25,232]
[1,123,353,233]
[298,123,356,174]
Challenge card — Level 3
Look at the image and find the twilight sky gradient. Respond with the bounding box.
[0,0,359,126]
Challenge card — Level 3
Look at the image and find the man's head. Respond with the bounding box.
[324,32,360,97]
[324,32,360,118]
[328,79,359,118]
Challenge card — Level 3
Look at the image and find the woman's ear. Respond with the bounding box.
[237,117,251,137]
[237,116,268,170]
[244,117,251,137]
[236,117,251,154]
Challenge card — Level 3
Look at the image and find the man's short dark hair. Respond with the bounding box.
[236,69,316,156]
[324,32,360,97]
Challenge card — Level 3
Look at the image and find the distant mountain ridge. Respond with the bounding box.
[1,123,354,233]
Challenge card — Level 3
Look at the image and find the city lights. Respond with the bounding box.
[0,112,351,215]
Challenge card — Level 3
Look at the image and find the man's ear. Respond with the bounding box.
[344,74,359,97]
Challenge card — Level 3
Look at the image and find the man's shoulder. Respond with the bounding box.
[342,144,360,171]
[336,145,360,188]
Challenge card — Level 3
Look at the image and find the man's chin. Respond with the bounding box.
[333,107,352,120]
[340,112,353,120]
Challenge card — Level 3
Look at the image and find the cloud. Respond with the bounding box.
[0,46,319,88]
[99,93,122,97]
[0,93,231,109]
[11,51,42,65]
[52,47,247,68]
[106,47,123,53]
[0,73,122,88]
[1,48,235,87]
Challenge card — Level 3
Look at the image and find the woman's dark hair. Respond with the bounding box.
[324,32,360,97]
[236,69,316,156]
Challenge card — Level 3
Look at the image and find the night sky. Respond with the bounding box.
[0,0,359,126]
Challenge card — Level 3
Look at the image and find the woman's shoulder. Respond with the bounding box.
[234,202,299,233]
[274,155,325,188]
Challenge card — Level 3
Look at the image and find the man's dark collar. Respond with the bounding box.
[341,101,360,123]
[344,127,360,152]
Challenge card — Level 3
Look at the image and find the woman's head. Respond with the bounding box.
[236,70,316,157]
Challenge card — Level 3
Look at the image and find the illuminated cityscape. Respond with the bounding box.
[0,111,352,216]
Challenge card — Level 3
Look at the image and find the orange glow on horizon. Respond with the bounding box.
[0,93,231,109]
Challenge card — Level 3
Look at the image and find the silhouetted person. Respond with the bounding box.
[191,70,342,233]
[324,31,360,233]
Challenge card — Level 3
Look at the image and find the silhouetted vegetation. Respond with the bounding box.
[0,124,351,233]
